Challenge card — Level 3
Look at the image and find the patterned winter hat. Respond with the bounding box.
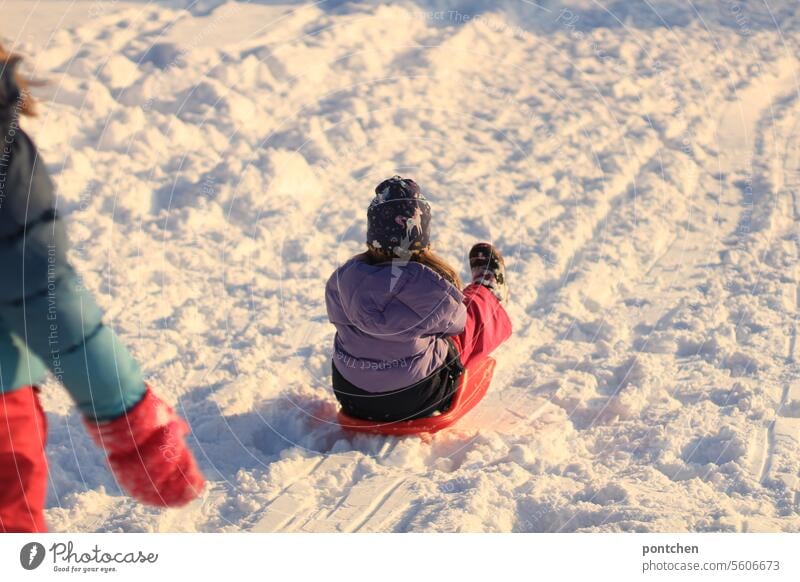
[367,176,432,258]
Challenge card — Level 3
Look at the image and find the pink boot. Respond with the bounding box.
[84,387,205,507]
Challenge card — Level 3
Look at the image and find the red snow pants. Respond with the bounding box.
[451,283,513,367]
[0,386,48,533]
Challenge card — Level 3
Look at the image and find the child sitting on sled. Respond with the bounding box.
[325,176,512,421]
[0,47,204,533]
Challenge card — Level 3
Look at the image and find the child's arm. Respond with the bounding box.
[427,300,467,337]
[408,269,468,338]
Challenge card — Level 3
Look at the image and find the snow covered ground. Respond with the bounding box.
[5,0,800,532]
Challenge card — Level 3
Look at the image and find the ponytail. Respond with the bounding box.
[0,44,40,117]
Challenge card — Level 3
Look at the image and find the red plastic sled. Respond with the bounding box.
[337,357,496,436]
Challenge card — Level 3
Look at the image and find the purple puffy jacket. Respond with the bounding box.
[325,257,467,393]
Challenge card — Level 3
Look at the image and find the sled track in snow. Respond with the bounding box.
[618,64,799,391]
[250,441,413,532]
[786,106,800,508]
[299,474,408,533]
[530,146,662,312]
[560,63,800,532]
[348,479,415,533]
[698,65,800,507]
[247,456,329,532]
[759,95,800,497]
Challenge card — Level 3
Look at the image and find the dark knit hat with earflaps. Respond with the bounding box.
[366,175,432,258]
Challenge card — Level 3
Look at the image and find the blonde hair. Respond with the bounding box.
[358,247,463,289]
[0,43,38,116]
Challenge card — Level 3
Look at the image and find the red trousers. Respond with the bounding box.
[0,386,48,533]
[451,284,512,367]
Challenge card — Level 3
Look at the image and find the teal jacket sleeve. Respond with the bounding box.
[0,121,146,420]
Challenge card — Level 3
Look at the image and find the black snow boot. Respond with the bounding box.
[468,243,509,304]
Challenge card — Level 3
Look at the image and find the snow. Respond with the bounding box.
[3,0,800,532]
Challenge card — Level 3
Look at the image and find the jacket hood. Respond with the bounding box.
[326,258,465,340]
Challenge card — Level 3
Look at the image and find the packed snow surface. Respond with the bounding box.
[5,0,800,532]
